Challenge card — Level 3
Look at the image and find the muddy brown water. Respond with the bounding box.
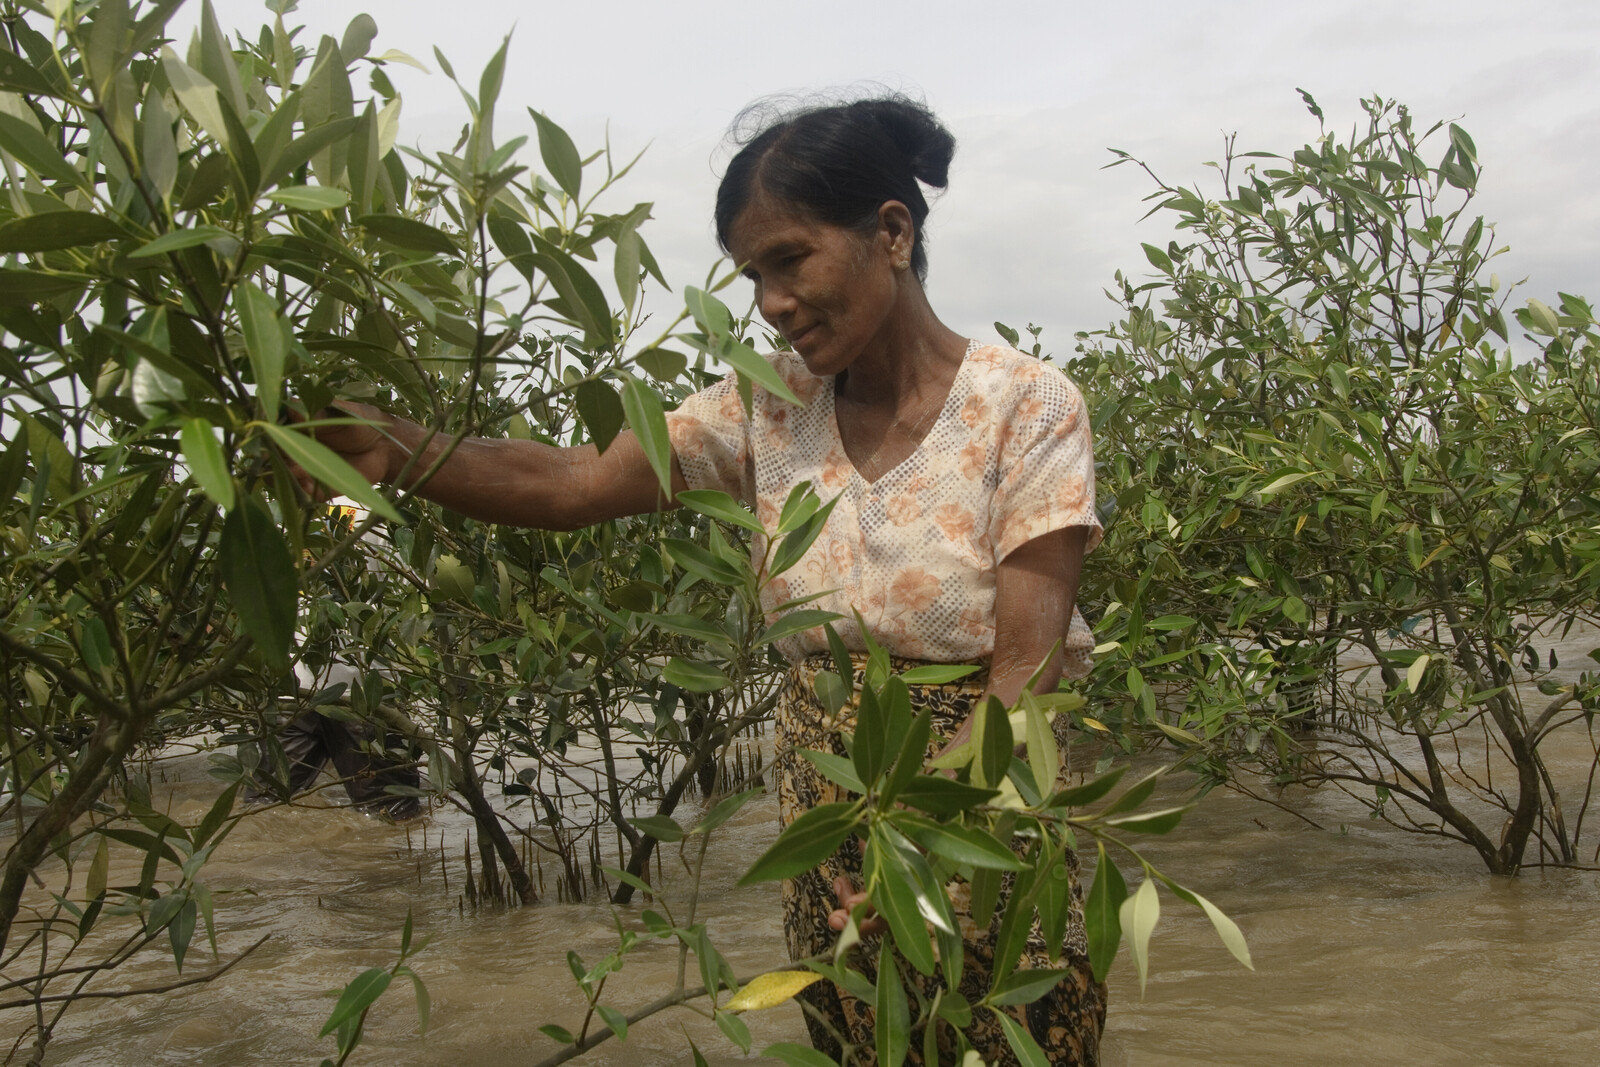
[10,634,1600,1066]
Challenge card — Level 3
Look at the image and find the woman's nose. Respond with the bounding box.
[757,281,796,325]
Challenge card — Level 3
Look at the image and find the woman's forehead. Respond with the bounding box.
[727,193,847,258]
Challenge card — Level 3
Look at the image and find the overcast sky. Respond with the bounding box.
[201,0,1600,355]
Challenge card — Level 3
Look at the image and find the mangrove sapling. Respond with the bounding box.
[523,486,1252,1066]
[0,0,713,1050]
[1071,93,1600,874]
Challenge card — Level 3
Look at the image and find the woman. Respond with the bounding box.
[312,96,1105,1064]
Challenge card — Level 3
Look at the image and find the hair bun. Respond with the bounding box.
[715,90,958,281]
[855,98,955,188]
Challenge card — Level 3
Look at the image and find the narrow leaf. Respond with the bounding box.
[218,496,296,673]
[319,968,392,1036]
[725,971,824,1012]
[259,421,402,522]
[180,418,234,511]
[1119,877,1160,994]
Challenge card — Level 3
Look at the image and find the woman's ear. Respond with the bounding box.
[877,200,916,269]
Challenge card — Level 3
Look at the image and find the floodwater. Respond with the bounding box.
[9,636,1600,1066]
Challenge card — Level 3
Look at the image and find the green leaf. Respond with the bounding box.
[873,940,910,1065]
[1258,470,1315,496]
[574,379,624,452]
[722,339,803,406]
[761,1041,839,1066]
[758,608,841,647]
[0,113,86,187]
[160,47,232,154]
[319,968,392,1037]
[529,237,616,348]
[988,968,1071,1007]
[677,489,764,534]
[235,282,287,423]
[769,494,839,578]
[662,537,745,587]
[618,373,672,495]
[894,776,998,816]
[146,889,186,937]
[643,612,733,647]
[1047,766,1128,810]
[1119,877,1160,994]
[0,49,61,98]
[0,267,91,305]
[738,801,856,885]
[997,1012,1051,1067]
[661,658,729,693]
[698,787,763,834]
[142,90,178,203]
[868,834,938,975]
[267,185,351,210]
[357,214,459,255]
[340,12,378,59]
[180,418,235,511]
[219,495,297,673]
[1526,298,1561,336]
[259,421,402,522]
[684,285,734,337]
[796,748,867,794]
[128,226,235,258]
[1085,843,1126,983]
[0,211,126,254]
[877,706,933,807]
[85,836,109,902]
[715,1011,752,1053]
[168,898,198,971]
[902,819,1022,871]
[899,663,982,685]
[976,695,1013,789]
[1099,768,1162,815]
[538,1024,575,1044]
[595,1004,628,1040]
[635,347,688,382]
[529,109,582,199]
[397,964,431,1034]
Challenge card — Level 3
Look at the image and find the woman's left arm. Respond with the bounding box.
[987,524,1089,706]
[930,525,1089,763]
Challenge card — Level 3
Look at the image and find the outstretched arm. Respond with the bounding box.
[303,400,688,530]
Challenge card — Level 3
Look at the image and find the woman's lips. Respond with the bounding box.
[788,324,816,346]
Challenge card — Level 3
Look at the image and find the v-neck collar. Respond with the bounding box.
[822,338,979,489]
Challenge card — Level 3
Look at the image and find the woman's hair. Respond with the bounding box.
[714,94,956,281]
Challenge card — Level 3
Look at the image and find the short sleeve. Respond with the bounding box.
[665,377,753,503]
[989,370,1101,561]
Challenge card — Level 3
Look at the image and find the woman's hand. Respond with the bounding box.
[827,875,887,936]
[292,400,406,501]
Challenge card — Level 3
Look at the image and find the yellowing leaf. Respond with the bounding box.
[1082,718,1110,733]
[1190,890,1253,971]
[1118,877,1160,995]
[723,970,823,1011]
[1406,654,1430,693]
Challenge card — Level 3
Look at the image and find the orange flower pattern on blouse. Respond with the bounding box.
[665,342,1101,673]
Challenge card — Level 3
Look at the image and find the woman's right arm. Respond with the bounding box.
[308,401,686,531]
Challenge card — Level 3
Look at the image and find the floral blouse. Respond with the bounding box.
[665,342,1101,675]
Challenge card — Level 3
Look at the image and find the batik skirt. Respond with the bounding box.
[772,653,1106,1066]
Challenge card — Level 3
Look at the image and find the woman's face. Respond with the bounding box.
[726,193,909,378]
